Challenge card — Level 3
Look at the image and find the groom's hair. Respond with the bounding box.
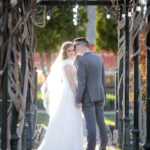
[74,37,89,48]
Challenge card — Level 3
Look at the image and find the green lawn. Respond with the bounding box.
[37,112,116,127]
[37,113,49,127]
[37,91,42,100]
[104,114,115,126]
[37,112,134,127]
[37,91,115,101]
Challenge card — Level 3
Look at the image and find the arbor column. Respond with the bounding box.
[1,0,9,149]
[123,0,131,149]
[115,71,118,129]
[144,0,150,149]
[117,6,124,148]
[131,1,140,149]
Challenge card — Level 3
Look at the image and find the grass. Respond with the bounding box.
[104,114,115,126]
[37,112,116,127]
[37,90,115,101]
[37,91,42,100]
[106,93,115,100]
[104,113,134,126]
[37,113,49,127]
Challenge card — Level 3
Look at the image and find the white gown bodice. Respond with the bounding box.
[61,59,77,88]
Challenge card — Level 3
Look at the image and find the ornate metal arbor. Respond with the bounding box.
[0,0,150,150]
[115,1,150,150]
[0,1,36,150]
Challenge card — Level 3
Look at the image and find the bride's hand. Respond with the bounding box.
[76,103,82,108]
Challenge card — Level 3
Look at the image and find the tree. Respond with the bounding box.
[95,6,118,54]
[34,6,88,74]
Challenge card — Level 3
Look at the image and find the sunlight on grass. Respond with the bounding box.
[104,118,115,126]
[37,91,42,100]
[104,114,115,126]
[107,147,121,150]
[37,112,116,127]
[106,93,115,100]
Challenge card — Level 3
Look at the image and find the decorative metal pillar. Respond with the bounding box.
[117,6,124,148]
[123,0,131,149]
[25,83,32,150]
[144,0,150,149]
[115,71,118,129]
[1,0,9,149]
[131,1,139,149]
[31,67,38,145]
[10,103,19,150]
[118,57,124,148]
[21,43,33,150]
[21,42,27,150]
[1,66,8,150]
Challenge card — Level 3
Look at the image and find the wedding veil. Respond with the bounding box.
[41,48,64,118]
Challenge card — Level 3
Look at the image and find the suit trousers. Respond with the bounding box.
[82,101,108,150]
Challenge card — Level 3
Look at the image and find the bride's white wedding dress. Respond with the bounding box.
[38,59,84,150]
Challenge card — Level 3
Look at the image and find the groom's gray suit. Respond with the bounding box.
[76,52,108,150]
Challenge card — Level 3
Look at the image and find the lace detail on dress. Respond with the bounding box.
[61,59,77,87]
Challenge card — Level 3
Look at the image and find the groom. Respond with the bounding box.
[74,37,108,150]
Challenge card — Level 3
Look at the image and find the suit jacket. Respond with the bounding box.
[76,52,106,104]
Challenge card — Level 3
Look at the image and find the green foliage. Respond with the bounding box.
[35,6,88,55]
[37,113,49,126]
[78,6,88,37]
[95,6,118,54]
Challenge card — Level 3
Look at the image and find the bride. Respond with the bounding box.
[38,41,84,150]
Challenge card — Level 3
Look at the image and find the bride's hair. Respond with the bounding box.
[61,41,74,60]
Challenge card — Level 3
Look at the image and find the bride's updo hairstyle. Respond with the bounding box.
[61,41,74,60]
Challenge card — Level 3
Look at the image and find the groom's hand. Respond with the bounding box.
[76,103,82,108]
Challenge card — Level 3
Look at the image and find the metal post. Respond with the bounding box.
[25,83,32,150]
[21,43,33,150]
[117,6,124,148]
[1,66,8,150]
[10,103,19,150]
[21,124,27,150]
[143,1,150,149]
[131,2,139,149]
[21,42,27,150]
[118,57,124,148]
[31,67,38,146]
[123,0,131,149]
[1,0,9,149]
[115,71,118,129]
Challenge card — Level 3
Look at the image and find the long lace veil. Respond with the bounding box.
[41,49,64,118]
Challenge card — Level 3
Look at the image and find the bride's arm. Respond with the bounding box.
[64,64,76,95]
